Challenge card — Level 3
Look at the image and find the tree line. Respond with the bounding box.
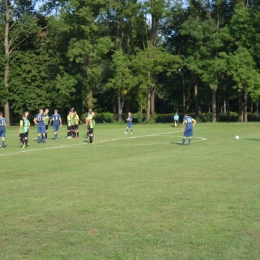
[1,0,260,125]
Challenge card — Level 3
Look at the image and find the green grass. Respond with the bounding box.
[0,123,260,259]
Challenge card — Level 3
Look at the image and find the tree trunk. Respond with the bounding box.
[118,89,123,122]
[113,93,117,120]
[243,86,248,122]
[238,91,243,122]
[151,87,155,115]
[227,97,230,122]
[212,88,217,122]
[146,86,151,120]
[4,1,10,126]
[194,76,199,116]
[182,72,185,115]
[126,99,130,114]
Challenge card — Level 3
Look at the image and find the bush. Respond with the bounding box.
[137,111,143,124]
[103,112,115,123]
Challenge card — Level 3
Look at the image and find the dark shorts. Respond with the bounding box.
[89,128,94,134]
[74,124,78,130]
[184,128,193,137]
[127,123,133,128]
[67,126,71,131]
[20,132,28,139]
[71,125,76,131]
[45,125,49,130]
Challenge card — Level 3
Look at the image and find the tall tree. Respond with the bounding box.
[0,0,39,124]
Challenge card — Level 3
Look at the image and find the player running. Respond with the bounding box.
[34,109,46,143]
[18,113,30,148]
[50,109,62,140]
[124,112,133,134]
[181,113,196,146]
[0,112,6,149]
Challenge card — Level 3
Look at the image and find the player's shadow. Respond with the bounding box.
[246,138,260,141]
[170,142,183,145]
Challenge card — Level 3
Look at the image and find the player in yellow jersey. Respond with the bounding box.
[86,112,95,143]
[67,110,73,138]
[73,110,80,138]
[18,113,30,148]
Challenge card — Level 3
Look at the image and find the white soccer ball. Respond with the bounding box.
[235,135,239,139]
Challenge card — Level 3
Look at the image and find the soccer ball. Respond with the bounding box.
[235,135,239,139]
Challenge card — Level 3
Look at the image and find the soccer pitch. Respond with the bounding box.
[1,123,260,259]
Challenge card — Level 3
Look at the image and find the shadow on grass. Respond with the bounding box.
[246,138,260,142]
[170,142,183,146]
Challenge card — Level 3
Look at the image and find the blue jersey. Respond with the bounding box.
[0,118,6,129]
[35,113,45,126]
[127,115,132,122]
[183,116,195,130]
[51,114,61,126]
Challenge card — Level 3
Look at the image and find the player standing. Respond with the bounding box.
[182,113,196,146]
[173,112,179,127]
[67,110,73,138]
[124,112,133,134]
[34,109,46,143]
[85,109,92,137]
[0,112,6,149]
[73,110,80,138]
[86,111,95,144]
[50,109,62,140]
[18,113,30,148]
[43,108,50,140]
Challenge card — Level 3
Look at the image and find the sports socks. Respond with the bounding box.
[188,137,191,146]
[182,138,186,146]
[77,132,79,137]
[25,139,28,146]
[45,133,48,139]
[2,141,5,148]
[89,136,93,143]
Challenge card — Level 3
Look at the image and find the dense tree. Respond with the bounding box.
[1,0,260,123]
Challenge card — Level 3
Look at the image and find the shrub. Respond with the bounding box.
[137,111,143,124]
[103,112,115,123]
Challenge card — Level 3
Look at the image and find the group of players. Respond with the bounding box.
[0,107,96,149]
[0,109,196,149]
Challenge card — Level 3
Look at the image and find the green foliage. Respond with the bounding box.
[103,112,115,123]
[137,111,143,124]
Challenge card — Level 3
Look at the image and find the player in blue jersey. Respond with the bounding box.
[0,112,6,149]
[173,112,179,127]
[182,113,196,146]
[124,112,133,134]
[50,109,62,140]
[34,109,46,143]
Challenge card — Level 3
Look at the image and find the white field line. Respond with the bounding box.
[0,131,207,156]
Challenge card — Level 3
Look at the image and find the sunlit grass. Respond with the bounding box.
[0,123,260,259]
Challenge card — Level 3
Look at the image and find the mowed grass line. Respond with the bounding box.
[0,123,260,259]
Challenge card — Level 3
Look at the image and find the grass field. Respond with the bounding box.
[1,123,260,260]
